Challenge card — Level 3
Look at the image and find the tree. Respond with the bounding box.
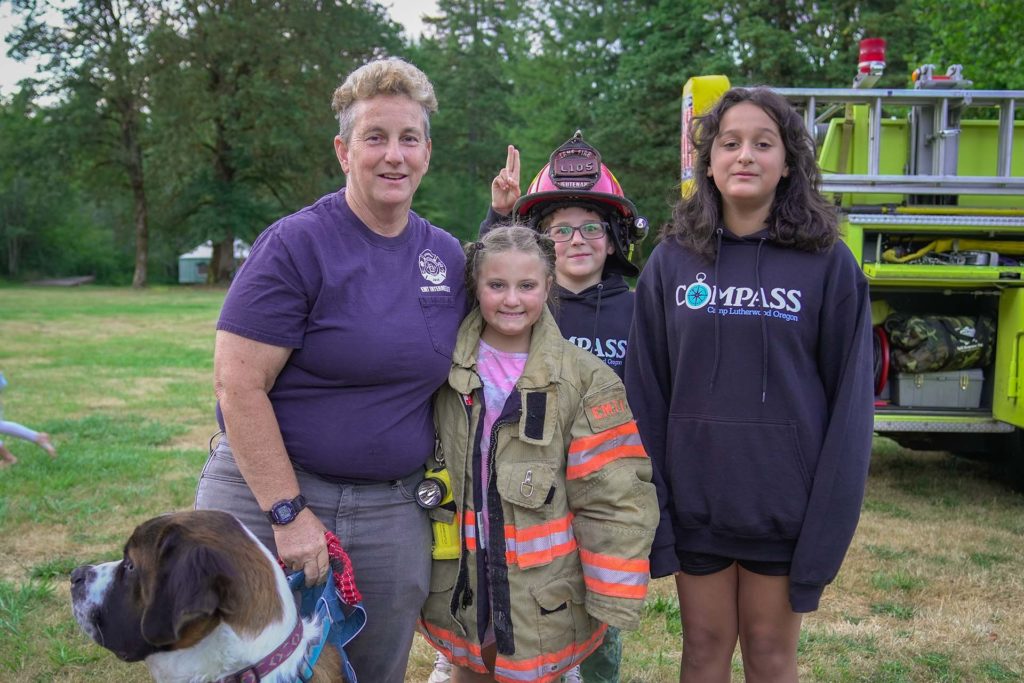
[8,0,162,287]
[0,84,131,281]
[412,0,526,240]
[915,0,1024,90]
[704,0,932,88]
[147,0,402,283]
[582,0,733,253]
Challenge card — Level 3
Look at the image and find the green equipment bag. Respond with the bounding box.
[883,314,995,373]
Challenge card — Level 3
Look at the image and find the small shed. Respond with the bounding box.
[178,239,251,284]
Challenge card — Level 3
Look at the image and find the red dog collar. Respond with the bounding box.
[216,618,304,683]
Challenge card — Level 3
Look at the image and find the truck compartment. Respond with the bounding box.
[870,289,1000,411]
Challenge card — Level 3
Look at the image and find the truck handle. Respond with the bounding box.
[1011,332,1024,400]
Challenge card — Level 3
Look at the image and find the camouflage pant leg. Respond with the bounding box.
[580,626,621,682]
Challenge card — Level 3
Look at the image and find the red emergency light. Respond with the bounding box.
[858,38,887,74]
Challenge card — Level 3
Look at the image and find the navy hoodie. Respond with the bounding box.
[625,229,874,612]
[480,208,634,379]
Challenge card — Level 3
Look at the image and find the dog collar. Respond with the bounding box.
[215,618,304,683]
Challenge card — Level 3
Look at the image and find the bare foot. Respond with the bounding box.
[0,445,16,467]
[36,433,58,459]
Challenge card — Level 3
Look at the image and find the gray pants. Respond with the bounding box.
[195,437,431,683]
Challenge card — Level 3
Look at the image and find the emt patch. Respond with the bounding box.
[584,387,633,432]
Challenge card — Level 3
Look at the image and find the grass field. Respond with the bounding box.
[1,285,1022,682]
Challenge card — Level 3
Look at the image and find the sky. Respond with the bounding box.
[0,0,439,98]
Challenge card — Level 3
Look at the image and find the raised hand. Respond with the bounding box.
[491,145,521,216]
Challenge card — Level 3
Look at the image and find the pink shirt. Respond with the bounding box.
[476,339,527,548]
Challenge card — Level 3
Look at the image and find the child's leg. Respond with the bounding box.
[579,626,621,681]
[736,567,802,683]
[675,565,739,683]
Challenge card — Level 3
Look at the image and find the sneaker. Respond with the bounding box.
[562,666,583,683]
[427,651,452,683]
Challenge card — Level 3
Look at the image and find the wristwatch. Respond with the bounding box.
[266,494,307,526]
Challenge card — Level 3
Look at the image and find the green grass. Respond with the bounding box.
[0,285,218,681]
[2,285,1024,682]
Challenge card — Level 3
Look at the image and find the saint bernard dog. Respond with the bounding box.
[70,509,344,682]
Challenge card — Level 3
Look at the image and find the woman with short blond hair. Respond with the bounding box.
[196,57,466,682]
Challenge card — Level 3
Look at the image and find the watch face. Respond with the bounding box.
[272,501,296,524]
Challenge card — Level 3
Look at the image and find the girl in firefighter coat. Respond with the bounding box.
[420,226,658,683]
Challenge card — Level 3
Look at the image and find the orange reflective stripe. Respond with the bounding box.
[419,620,484,658]
[514,514,572,542]
[492,623,607,683]
[463,510,477,551]
[579,548,650,600]
[567,421,647,480]
[566,444,647,480]
[579,548,649,573]
[502,515,577,568]
[420,619,489,673]
[511,538,577,568]
[568,421,640,454]
[583,575,648,599]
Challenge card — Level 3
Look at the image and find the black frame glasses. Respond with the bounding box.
[547,222,609,243]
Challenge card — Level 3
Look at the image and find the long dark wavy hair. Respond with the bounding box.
[663,87,838,261]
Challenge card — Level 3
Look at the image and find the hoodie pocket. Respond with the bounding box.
[666,415,811,539]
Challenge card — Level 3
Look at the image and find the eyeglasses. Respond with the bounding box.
[547,222,608,242]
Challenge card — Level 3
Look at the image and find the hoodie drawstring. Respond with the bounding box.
[709,229,724,391]
[592,282,604,346]
[755,237,768,404]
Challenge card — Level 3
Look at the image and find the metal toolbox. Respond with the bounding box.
[891,369,984,409]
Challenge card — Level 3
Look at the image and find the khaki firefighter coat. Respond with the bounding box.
[420,307,659,683]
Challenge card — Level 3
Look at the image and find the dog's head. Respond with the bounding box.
[71,510,283,662]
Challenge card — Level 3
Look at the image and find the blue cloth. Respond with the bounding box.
[288,567,366,682]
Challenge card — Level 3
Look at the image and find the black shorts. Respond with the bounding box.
[678,551,790,577]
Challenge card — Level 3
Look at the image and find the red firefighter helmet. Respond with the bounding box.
[513,131,648,276]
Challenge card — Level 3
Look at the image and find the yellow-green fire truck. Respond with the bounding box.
[682,56,1024,487]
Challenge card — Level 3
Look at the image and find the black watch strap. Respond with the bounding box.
[266,494,307,526]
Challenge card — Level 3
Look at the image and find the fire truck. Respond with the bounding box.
[682,39,1024,487]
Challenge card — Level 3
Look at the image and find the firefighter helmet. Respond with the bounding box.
[513,131,648,276]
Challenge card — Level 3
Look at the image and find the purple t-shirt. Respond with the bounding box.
[217,188,467,480]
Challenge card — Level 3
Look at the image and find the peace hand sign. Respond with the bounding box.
[490,145,521,216]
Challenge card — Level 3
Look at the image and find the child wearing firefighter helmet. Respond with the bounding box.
[625,87,874,681]
[480,131,649,382]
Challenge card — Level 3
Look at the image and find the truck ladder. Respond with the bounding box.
[773,87,1024,197]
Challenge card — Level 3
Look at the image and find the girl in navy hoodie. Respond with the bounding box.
[625,88,874,682]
